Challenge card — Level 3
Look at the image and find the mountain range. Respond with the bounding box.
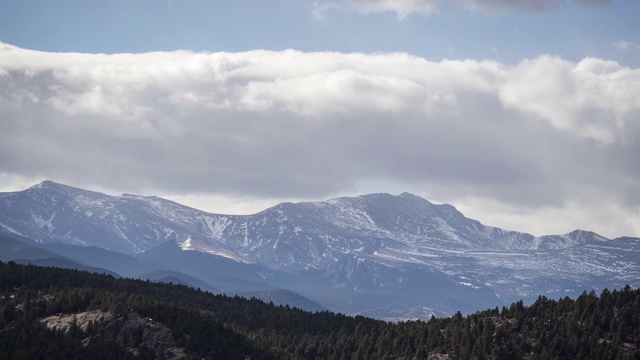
[1,180,638,320]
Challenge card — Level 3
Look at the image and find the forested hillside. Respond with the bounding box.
[0,261,638,359]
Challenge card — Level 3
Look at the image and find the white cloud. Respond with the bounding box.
[0,43,638,238]
[312,1,343,20]
[613,40,640,52]
[499,56,640,145]
[346,0,439,19]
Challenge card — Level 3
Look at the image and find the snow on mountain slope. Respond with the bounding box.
[0,180,636,319]
[196,192,608,272]
[0,181,240,256]
[0,181,606,260]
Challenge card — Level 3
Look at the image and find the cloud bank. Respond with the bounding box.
[0,42,638,237]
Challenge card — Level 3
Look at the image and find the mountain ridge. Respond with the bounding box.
[8,180,602,241]
[1,180,637,319]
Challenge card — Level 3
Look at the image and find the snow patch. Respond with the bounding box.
[459,281,480,290]
[179,236,193,251]
[31,210,56,233]
[243,225,250,247]
[0,223,23,236]
[201,216,230,239]
[179,236,254,264]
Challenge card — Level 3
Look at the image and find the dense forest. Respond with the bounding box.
[0,261,638,359]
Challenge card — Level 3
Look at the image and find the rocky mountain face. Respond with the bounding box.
[1,181,638,319]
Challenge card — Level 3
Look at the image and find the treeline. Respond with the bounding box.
[0,260,638,359]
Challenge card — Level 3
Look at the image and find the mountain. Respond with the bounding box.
[1,180,639,319]
[138,269,219,293]
[0,233,118,276]
[38,242,169,278]
[0,180,204,254]
[0,233,63,261]
[239,288,328,312]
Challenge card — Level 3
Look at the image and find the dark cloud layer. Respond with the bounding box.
[342,0,612,18]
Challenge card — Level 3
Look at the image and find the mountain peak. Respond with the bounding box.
[27,181,109,199]
[566,229,608,243]
[26,181,78,196]
[397,192,433,203]
[30,180,61,189]
[339,192,429,203]
[29,180,84,192]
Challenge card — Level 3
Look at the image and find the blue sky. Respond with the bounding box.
[2,0,638,66]
[0,0,639,238]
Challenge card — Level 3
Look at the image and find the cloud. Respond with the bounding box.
[458,0,610,12]
[333,0,611,18]
[346,0,439,19]
[613,40,640,52]
[312,1,343,20]
[0,43,639,237]
[500,56,640,145]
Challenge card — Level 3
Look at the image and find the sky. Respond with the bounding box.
[0,0,639,239]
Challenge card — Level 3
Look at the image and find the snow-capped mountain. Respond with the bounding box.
[0,180,244,257]
[0,181,638,319]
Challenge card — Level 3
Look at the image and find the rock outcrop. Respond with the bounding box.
[40,310,186,359]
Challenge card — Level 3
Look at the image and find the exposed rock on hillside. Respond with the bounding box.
[40,310,186,359]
